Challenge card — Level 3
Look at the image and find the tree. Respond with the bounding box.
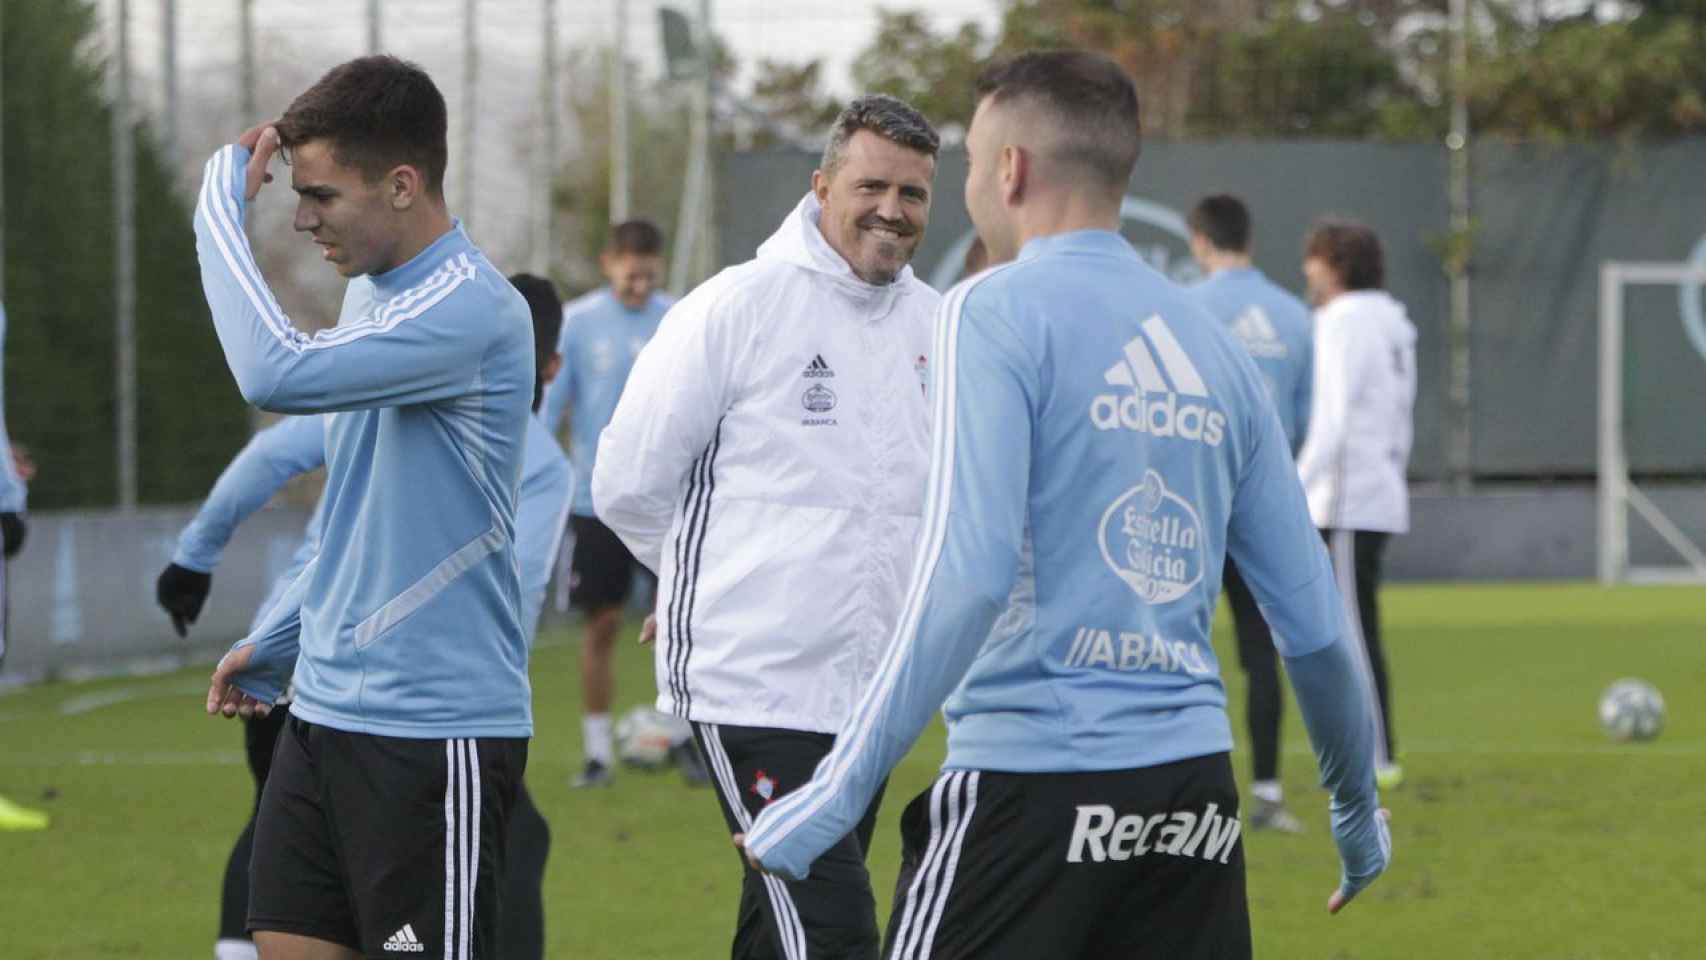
[1468,9,1706,138]
[850,9,993,135]
[3,0,246,508]
[745,59,842,148]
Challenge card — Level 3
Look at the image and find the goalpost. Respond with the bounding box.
[1597,261,1706,585]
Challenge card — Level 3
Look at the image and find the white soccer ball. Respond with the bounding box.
[616,706,692,769]
[1598,678,1665,742]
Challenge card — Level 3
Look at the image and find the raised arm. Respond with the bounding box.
[590,288,742,573]
[1225,396,1389,913]
[194,140,490,414]
[742,285,1034,881]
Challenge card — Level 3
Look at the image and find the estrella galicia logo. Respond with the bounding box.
[802,384,837,413]
[1098,470,1205,605]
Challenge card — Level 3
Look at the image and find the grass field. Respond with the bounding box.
[1,582,1703,959]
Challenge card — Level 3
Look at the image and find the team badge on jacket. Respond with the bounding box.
[751,770,778,805]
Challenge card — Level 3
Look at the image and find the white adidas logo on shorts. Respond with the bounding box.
[383,923,427,953]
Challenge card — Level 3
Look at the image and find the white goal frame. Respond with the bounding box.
[1597,261,1706,585]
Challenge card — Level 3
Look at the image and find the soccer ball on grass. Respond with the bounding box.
[1598,679,1664,742]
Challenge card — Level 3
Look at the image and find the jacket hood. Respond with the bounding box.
[1324,289,1417,348]
[756,192,919,309]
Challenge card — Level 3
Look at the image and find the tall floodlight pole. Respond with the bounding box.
[114,0,138,509]
[539,0,559,274]
[161,0,177,166]
[610,0,630,223]
[462,0,478,234]
[368,0,382,52]
[669,0,711,295]
[239,0,254,123]
[1,0,8,300]
[1447,0,1472,490]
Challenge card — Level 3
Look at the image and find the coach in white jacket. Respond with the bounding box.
[1295,217,1417,791]
[593,95,941,959]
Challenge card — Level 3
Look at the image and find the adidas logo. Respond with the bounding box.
[802,354,835,378]
[1230,306,1287,359]
[1090,315,1227,447]
[383,924,426,953]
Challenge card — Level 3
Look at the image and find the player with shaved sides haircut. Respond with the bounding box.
[742,50,1389,959]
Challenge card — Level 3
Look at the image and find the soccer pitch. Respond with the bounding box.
[1,582,1701,959]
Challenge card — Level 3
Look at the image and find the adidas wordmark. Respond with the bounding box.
[1090,316,1227,447]
[383,924,426,953]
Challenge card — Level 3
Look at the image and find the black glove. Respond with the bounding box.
[156,563,213,637]
[0,512,24,558]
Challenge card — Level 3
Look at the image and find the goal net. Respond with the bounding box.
[1597,261,1706,584]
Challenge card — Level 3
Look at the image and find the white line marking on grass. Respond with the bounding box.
[0,750,245,767]
[1282,741,1706,758]
[57,681,210,716]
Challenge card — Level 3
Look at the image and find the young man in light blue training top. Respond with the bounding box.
[0,300,50,833]
[1188,192,1316,834]
[194,56,535,960]
[539,219,672,787]
[739,51,1389,960]
[166,271,574,960]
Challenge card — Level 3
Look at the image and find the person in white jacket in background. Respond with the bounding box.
[1296,217,1417,791]
[592,95,942,959]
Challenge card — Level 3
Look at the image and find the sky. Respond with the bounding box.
[92,0,1002,285]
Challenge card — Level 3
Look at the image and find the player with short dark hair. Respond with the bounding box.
[740,51,1389,959]
[593,93,942,959]
[170,269,573,960]
[1299,217,1416,791]
[539,218,674,788]
[193,54,536,960]
[1188,193,1316,833]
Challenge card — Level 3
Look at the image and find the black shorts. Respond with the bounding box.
[249,716,527,957]
[883,753,1249,960]
[568,514,641,612]
[243,705,291,804]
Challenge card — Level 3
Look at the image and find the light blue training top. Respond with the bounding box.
[539,288,671,517]
[0,303,27,512]
[193,142,535,739]
[1189,266,1314,452]
[744,231,1382,891]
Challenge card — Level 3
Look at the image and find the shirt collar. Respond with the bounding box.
[1016,229,1139,264]
[368,220,473,297]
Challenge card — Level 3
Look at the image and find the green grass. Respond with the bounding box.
[1,583,1702,959]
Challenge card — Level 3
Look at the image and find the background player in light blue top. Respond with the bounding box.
[0,301,49,833]
[539,219,673,786]
[192,56,535,959]
[741,51,1388,959]
[1188,192,1316,834]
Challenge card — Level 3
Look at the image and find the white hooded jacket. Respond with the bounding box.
[1296,289,1417,533]
[592,193,940,733]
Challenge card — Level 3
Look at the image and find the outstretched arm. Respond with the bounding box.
[1227,396,1389,913]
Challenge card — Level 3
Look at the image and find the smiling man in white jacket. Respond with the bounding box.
[593,95,942,960]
